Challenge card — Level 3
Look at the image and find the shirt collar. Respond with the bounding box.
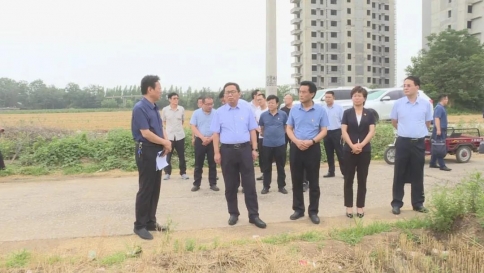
[141,97,156,110]
[297,102,315,111]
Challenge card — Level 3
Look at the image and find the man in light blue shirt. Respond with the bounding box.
[322,91,345,178]
[390,76,433,215]
[210,82,267,229]
[190,96,219,192]
[286,81,330,225]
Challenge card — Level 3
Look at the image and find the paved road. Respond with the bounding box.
[0,155,482,242]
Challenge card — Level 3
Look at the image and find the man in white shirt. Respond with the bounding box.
[161,92,189,180]
[255,93,268,180]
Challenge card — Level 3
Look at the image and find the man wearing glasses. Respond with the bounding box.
[190,96,219,192]
[210,82,266,229]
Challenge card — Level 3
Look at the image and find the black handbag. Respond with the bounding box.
[431,137,447,157]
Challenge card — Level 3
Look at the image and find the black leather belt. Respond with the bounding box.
[398,137,425,143]
[221,142,250,149]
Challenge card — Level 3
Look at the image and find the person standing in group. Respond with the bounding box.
[0,127,5,170]
[161,92,189,180]
[255,94,268,180]
[131,75,172,240]
[281,93,309,192]
[192,96,204,146]
[390,76,433,215]
[341,86,376,219]
[190,96,219,192]
[259,95,288,195]
[286,81,329,225]
[429,94,451,171]
[250,89,262,114]
[322,91,345,179]
[210,82,266,229]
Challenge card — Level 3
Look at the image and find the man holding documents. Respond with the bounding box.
[131,75,172,240]
[190,96,219,192]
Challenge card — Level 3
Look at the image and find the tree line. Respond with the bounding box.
[0,78,294,111]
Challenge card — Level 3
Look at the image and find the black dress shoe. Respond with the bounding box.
[429,164,439,168]
[309,214,320,224]
[323,172,335,178]
[261,187,269,194]
[249,217,267,228]
[440,166,452,171]
[191,186,200,192]
[357,213,365,218]
[147,223,168,232]
[290,211,304,220]
[413,206,428,213]
[210,185,220,191]
[346,212,353,218]
[303,182,309,192]
[256,175,264,181]
[228,215,239,226]
[134,228,153,240]
[278,188,288,194]
[392,206,401,215]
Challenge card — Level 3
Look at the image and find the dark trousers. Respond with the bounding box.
[290,143,321,215]
[391,137,426,208]
[134,143,163,230]
[164,137,187,175]
[430,129,447,167]
[285,137,307,183]
[344,151,371,208]
[220,143,259,219]
[262,144,286,189]
[323,129,345,175]
[258,138,264,173]
[0,150,5,169]
[193,138,216,187]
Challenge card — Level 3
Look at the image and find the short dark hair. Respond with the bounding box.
[167,92,178,99]
[251,89,260,99]
[438,94,448,101]
[257,93,266,99]
[266,95,279,103]
[202,96,213,103]
[350,86,368,99]
[218,90,225,99]
[223,82,241,92]
[325,91,335,97]
[197,96,203,101]
[140,75,160,95]
[405,76,421,87]
[300,81,317,93]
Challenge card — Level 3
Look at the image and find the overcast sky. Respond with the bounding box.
[0,0,421,90]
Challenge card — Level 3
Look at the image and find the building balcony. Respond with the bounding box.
[291,73,302,78]
[291,6,302,14]
[291,40,302,46]
[291,50,302,57]
[290,0,301,3]
[291,62,302,67]
[291,17,302,25]
[291,28,302,35]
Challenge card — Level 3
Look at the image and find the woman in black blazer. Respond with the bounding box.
[341,86,376,218]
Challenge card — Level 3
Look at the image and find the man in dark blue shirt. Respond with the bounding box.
[131,75,172,240]
[430,94,451,171]
[259,95,288,195]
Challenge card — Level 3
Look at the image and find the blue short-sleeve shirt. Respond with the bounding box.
[131,98,164,142]
[259,110,288,147]
[190,108,214,137]
[286,103,330,139]
[390,96,433,138]
[433,104,448,129]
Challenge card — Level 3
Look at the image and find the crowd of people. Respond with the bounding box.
[128,75,442,240]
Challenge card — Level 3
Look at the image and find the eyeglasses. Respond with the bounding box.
[225,90,237,95]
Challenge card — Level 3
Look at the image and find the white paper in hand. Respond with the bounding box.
[156,151,169,171]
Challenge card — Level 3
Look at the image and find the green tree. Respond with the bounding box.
[406,29,484,110]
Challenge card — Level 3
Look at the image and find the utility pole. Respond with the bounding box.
[266,0,277,96]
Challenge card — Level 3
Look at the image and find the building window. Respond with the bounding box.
[367,10,370,16]
[320,66,324,71]
[385,26,390,31]
[331,32,337,38]
[347,53,351,59]
[347,8,351,14]
[347,42,351,48]
[348,65,352,71]
[367,77,371,83]
[312,31,317,37]
[385,15,389,21]
[372,24,376,30]
[385,57,390,63]
[331,77,338,83]
[320,21,324,27]
[331,21,337,27]
[372,45,376,51]
[367,66,371,72]
[311,0,316,3]
[311,9,316,15]
[385,37,390,42]
[373,56,376,62]
[373,67,376,73]
[448,24,451,29]
[330,0,336,4]
[385,79,390,85]
[320,32,324,38]
[372,13,376,19]
[347,31,351,37]
[348,0,351,2]
[468,21,472,29]
[331,43,337,49]
[312,54,317,60]
[321,43,324,49]
[448,10,451,18]
[372,2,375,8]
[347,19,351,25]
[367,43,371,49]
[331,10,337,15]
[385,47,389,52]
[312,77,317,83]
[372,35,376,40]
[367,55,371,60]
[311,21,317,26]
[331,66,338,71]
[373,78,376,84]
[468,5,473,13]
[331,54,338,60]
[321,55,324,60]
[321,0,324,4]
[367,32,371,38]
[312,43,317,48]
[321,77,324,83]
[385,68,390,74]
[367,0,370,4]
[347,76,352,82]
[312,65,318,71]
[385,5,389,10]
[320,10,324,16]
[367,21,370,27]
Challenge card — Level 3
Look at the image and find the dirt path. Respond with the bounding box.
[0,155,482,250]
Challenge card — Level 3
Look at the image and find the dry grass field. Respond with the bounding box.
[0,111,482,132]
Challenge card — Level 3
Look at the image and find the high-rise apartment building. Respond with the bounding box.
[422,0,484,49]
[290,0,396,88]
